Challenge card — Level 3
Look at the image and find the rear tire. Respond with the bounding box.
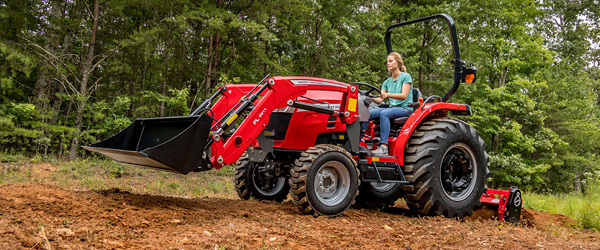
[289,145,360,216]
[402,118,489,218]
[355,182,403,207]
[233,153,290,202]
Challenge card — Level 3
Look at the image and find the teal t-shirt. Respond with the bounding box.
[381,72,413,111]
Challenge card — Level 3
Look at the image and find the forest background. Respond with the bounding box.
[1,0,599,194]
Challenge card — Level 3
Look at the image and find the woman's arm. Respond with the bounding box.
[380,83,411,100]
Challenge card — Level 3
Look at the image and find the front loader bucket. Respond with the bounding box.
[83,114,213,174]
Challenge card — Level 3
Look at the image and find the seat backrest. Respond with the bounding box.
[412,88,422,102]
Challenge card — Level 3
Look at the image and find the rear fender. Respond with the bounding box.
[391,102,472,166]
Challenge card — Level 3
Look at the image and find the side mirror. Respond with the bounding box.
[462,66,477,84]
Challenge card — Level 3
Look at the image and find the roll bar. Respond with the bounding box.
[384,13,473,102]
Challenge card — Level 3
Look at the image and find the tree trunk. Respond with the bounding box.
[51,27,74,125]
[180,30,186,89]
[263,41,269,76]
[491,133,500,152]
[128,55,135,117]
[213,0,222,82]
[212,33,221,85]
[309,15,321,77]
[189,47,200,110]
[69,103,86,159]
[263,18,271,76]
[425,53,432,93]
[34,2,64,110]
[35,68,52,108]
[50,85,64,125]
[160,12,172,117]
[574,175,582,193]
[204,0,222,99]
[418,32,428,90]
[160,48,170,117]
[499,66,509,88]
[204,34,221,99]
[204,34,214,99]
[69,0,99,160]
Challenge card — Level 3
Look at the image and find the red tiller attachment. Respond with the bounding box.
[480,187,522,223]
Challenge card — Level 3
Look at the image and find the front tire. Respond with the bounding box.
[233,153,290,202]
[402,118,489,218]
[289,145,360,216]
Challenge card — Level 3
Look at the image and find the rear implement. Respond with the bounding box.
[480,187,523,223]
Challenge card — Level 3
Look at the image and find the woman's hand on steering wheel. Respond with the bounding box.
[352,82,381,98]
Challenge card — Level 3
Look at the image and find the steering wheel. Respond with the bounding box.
[352,82,381,98]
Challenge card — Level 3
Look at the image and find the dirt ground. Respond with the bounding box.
[1,166,599,249]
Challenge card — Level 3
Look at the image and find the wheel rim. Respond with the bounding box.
[369,182,396,192]
[252,163,286,196]
[314,161,351,206]
[440,143,477,202]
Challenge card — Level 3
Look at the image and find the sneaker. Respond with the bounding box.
[371,145,388,156]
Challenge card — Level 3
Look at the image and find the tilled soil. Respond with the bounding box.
[1,182,599,249]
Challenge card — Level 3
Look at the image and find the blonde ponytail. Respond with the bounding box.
[389,52,406,72]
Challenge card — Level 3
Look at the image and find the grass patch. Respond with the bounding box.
[0,153,237,199]
[0,164,32,184]
[137,168,236,198]
[524,183,600,231]
[0,152,29,163]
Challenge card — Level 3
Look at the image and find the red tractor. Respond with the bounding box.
[85,14,521,220]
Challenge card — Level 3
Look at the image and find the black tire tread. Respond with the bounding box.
[233,153,251,200]
[233,152,289,202]
[288,144,360,215]
[402,118,490,218]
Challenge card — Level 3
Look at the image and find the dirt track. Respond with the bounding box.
[1,182,599,249]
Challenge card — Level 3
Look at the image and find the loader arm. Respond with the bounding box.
[83,76,359,174]
[207,76,360,169]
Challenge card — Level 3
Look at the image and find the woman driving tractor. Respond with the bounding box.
[368,52,414,155]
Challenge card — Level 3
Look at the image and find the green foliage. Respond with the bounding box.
[0,115,14,138]
[579,178,600,230]
[461,78,565,189]
[107,162,126,178]
[141,88,190,116]
[0,41,37,103]
[0,101,77,155]
[88,96,133,136]
[0,152,28,163]
[524,180,600,231]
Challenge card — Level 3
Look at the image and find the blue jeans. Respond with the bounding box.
[365,107,412,145]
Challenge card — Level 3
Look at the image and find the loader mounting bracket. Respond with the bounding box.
[246,133,274,162]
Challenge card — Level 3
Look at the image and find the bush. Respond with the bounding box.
[106,161,126,178]
[578,180,600,231]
